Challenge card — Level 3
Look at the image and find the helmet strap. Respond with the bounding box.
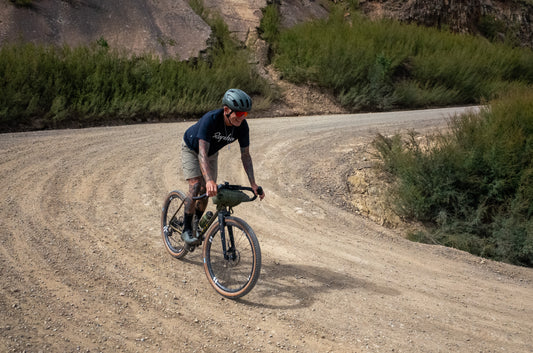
[225,109,235,126]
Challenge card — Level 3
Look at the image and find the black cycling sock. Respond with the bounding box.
[183,213,193,231]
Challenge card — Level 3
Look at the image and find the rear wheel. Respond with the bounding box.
[203,217,261,299]
[161,190,188,259]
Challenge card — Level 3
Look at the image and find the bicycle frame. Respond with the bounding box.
[171,194,237,259]
[168,198,185,233]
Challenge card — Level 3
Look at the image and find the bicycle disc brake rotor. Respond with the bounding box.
[226,249,241,267]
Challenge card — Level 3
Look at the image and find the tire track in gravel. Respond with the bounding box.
[1,127,194,352]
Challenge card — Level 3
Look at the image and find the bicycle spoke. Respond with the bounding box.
[204,217,261,298]
[161,191,188,258]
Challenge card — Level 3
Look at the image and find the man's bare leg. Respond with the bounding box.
[182,176,207,244]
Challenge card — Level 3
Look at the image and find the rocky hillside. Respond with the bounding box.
[360,0,533,47]
[0,0,331,60]
[1,0,531,117]
[0,0,211,60]
[2,0,531,61]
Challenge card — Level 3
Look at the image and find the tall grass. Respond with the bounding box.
[271,8,533,111]
[372,90,533,266]
[0,2,274,132]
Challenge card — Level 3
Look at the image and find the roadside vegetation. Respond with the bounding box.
[3,2,533,131]
[0,1,274,131]
[263,4,533,111]
[371,91,532,267]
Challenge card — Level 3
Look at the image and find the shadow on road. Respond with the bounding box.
[238,261,401,309]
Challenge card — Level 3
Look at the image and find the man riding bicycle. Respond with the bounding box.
[180,88,265,244]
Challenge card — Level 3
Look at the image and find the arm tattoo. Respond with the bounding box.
[198,139,215,182]
[241,147,256,185]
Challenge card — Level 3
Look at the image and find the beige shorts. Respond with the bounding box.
[181,140,218,181]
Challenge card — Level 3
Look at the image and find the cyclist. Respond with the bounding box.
[180,88,265,244]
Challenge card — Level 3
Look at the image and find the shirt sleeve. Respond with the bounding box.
[196,113,215,143]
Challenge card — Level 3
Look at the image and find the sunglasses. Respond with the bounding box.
[234,111,248,118]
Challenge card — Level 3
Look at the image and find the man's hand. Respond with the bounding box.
[251,183,265,200]
[206,180,217,197]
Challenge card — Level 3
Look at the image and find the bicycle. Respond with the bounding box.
[161,182,263,299]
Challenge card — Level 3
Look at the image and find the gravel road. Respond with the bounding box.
[1,106,532,353]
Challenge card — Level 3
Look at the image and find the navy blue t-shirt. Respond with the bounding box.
[183,108,250,156]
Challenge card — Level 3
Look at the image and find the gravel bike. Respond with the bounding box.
[161,182,263,299]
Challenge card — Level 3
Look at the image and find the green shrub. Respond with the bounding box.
[259,2,281,45]
[477,15,507,41]
[373,90,533,266]
[0,11,274,131]
[0,0,276,131]
[271,8,533,111]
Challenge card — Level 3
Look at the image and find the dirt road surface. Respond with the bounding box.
[1,107,532,353]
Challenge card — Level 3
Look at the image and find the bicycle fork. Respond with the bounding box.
[218,211,237,261]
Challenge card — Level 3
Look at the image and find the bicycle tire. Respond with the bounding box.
[203,216,261,299]
[161,190,188,259]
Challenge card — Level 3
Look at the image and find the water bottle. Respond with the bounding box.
[198,211,213,232]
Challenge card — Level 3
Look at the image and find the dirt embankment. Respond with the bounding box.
[1,107,532,353]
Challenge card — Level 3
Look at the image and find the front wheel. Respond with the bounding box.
[161,190,188,259]
[203,217,261,299]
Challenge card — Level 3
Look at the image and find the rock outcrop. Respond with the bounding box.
[360,0,533,47]
[0,0,329,59]
[0,0,531,60]
[0,0,211,60]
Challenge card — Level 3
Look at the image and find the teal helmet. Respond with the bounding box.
[222,89,252,112]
